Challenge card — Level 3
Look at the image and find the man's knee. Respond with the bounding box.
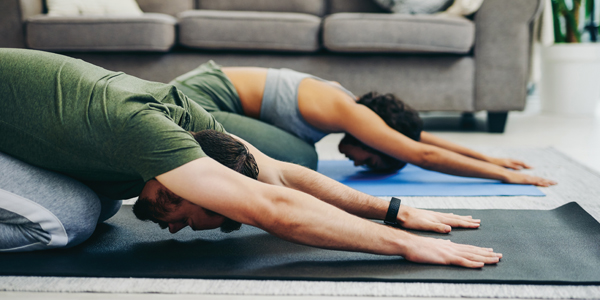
[0,152,101,252]
[0,187,101,252]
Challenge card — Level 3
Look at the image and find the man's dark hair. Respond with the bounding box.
[341,92,423,172]
[133,129,259,233]
[190,130,259,180]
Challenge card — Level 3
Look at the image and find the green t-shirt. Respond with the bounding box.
[0,49,225,200]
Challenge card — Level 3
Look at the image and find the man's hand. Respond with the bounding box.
[397,206,480,233]
[502,171,557,187]
[486,156,532,170]
[402,234,502,268]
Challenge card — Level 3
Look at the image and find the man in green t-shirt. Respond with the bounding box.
[0,49,501,268]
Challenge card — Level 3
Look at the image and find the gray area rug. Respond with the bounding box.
[1,147,600,298]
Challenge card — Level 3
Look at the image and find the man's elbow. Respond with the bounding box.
[249,191,300,233]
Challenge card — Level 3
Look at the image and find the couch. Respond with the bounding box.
[0,0,543,133]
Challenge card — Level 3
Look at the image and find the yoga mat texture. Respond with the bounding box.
[317,160,544,196]
[1,202,599,284]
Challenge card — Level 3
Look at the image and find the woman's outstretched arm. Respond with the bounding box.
[324,99,555,187]
[419,132,532,170]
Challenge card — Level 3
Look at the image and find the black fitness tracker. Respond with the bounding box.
[384,197,401,226]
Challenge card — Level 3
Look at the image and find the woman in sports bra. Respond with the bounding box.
[171,61,555,187]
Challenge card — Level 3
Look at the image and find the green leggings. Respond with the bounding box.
[211,112,318,170]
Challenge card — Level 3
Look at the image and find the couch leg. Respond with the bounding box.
[460,112,476,130]
[487,112,508,133]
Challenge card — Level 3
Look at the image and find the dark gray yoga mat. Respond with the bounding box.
[1,202,599,284]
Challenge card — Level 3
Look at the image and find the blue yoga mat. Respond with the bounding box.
[317,160,544,196]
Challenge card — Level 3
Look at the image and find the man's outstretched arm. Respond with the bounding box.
[156,156,501,268]
[233,135,482,234]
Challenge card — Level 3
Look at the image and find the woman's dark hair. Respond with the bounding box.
[341,92,423,171]
[133,129,258,233]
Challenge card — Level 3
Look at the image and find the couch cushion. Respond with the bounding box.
[323,13,475,54]
[178,10,322,52]
[26,13,176,52]
[136,0,194,17]
[197,0,326,16]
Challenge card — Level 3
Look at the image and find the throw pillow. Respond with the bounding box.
[371,0,454,14]
[440,0,484,16]
[47,0,143,16]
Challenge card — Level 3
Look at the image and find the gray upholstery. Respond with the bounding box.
[323,13,475,54]
[197,0,326,16]
[26,13,176,52]
[474,0,543,111]
[0,0,26,48]
[136,0,194,16]
[0,0,543,131]
[178,10,322,52]
[68,52,475,111]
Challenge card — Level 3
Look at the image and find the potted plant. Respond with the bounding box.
[540,0,600,115]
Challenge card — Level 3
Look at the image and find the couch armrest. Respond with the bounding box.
[0,0,43,48]
[1,0,22,47]
[474,0,543,111]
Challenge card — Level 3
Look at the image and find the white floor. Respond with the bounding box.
[3,98,600,300]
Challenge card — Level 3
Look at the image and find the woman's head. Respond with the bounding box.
[338,92,423,172]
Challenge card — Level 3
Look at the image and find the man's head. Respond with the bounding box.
[133,129,259,234]
[338,92,423,172]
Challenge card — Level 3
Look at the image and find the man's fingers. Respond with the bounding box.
[455,253,500,267]
[450,244,502,268]
[439,214,481,228]
[434,223,451,233]
[453,258,485,268]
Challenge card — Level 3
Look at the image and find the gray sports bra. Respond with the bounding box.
[260,68,356,144]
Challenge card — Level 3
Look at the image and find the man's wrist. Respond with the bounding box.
[384,197,401,226]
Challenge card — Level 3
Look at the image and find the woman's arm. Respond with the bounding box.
[325,100,555,186]
[419,132,531,170]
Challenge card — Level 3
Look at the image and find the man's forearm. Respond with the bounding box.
[277,161,389,220]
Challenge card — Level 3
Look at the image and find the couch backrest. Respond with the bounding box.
[19,0,386,18]
[327,0,384,14]
[136,0,194,16]
[196,0,327,17]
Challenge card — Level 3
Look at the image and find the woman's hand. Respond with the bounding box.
[397,206,481,233]
[502,171,557,187]
[401,234,502,268]
[486,156,532,170]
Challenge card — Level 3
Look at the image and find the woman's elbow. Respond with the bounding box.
[414,148,438,169]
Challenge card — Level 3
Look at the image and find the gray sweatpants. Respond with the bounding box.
[0,152,121,252]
